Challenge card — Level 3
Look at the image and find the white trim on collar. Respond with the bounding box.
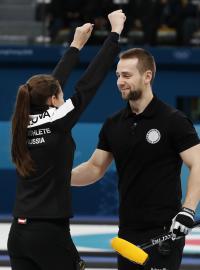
[28,98,74,128]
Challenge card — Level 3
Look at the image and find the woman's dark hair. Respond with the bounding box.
[11,74,61,177]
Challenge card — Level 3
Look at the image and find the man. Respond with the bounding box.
[71,48,200,270]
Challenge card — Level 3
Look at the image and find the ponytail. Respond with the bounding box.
[11,84,35,177]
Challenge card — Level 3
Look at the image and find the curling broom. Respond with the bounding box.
[110,219,200,266]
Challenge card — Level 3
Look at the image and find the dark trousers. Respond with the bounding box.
[118,226,185,270]
[7,219,81,270]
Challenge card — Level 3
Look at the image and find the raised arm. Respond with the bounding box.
[56,10,126,130]
[71,149,113,186]
[52,23,94,88]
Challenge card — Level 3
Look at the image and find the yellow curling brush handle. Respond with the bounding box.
[110,237,149,266]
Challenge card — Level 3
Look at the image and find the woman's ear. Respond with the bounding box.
[46,95,57,107]
[51,95,58,107]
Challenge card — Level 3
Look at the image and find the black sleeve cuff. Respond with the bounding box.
[68,46,80,52]
[109,32,120,43]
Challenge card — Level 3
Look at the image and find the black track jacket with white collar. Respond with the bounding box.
[13,32,120,219]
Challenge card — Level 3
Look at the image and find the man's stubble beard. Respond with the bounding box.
[122,89,142,101]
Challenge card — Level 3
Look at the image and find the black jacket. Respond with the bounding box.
[13,32,120,219]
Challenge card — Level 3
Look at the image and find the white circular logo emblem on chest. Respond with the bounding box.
[146,129,161,144]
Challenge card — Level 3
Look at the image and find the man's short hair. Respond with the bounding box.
[119,48,156,83]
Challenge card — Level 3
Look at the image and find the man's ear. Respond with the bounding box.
[144,70,152,84]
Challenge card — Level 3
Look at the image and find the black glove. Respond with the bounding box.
[170,207,195,240]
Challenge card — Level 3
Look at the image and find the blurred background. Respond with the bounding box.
[1,0,200,46]
[0,0,200,269]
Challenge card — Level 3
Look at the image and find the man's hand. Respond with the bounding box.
[108,10,126,35]
[70,23,94,50]
[170,207,195,240]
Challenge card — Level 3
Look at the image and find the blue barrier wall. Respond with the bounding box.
[0,45,200,217]
[1,121,200,217]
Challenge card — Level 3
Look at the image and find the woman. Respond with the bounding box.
[7,10,126,270]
